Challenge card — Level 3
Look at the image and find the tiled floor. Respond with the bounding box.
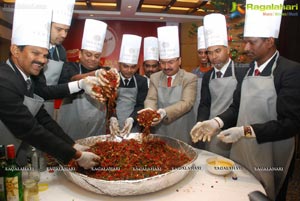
[286,159,300,201]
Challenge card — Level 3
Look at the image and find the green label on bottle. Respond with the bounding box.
[5,176,20,201]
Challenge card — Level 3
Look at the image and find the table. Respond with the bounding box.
[39,149,266,201]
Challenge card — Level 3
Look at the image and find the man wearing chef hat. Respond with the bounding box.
[191,26,212,133]
[191,14,247,156]
[31,0,76,118]
[109,34,148,137]
[191,0,300,200]
[57,19,109,140]
[143,37,160,87]
[0,4,100,169]
[142,26,197,144]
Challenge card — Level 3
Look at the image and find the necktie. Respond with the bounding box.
[49,47,55,59]
[124,79,129,86]
[216,71,222,78]
[26,78,32,91]
[167,76,172,87]
[254,69,261,76]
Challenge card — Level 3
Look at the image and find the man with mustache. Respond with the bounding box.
[191,14,247,155]
[0,6,100,169]
[190,0,300,199]
[142,26,197,144]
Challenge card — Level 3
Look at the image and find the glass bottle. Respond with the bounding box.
[28,148,40,182]
[5,144,23,201]
[0,145,6,201]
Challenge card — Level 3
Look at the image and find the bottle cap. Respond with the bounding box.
[6,144,16,159]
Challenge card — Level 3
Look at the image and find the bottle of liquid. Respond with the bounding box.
[5,144,23,201]
[0,145,6,201]
[29,148,40,182]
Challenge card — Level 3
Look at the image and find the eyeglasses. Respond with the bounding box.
[159,58,179,66]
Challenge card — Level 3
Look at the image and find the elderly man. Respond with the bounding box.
[0,6,99,169]
[190,0,300,200]
[142,26,197,144]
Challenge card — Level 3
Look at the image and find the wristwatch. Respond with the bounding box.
[244,126,252,137]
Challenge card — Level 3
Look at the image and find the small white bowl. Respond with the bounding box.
[206,157,235,176]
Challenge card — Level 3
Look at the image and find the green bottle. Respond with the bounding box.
[0,145,6,201]
[5,144,23,201]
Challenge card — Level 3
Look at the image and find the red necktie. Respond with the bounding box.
[167,76,172,87]
[254,69,261,76]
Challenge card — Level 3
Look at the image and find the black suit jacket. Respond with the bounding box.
[197,61,249,121]
[218,54,300,143]
[31,44,69,100]
[118,74,148,123]
[0,60,76,164]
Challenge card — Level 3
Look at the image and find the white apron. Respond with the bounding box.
[116,76,138,132]
[43,48,64,118]
[192,77,202,119]
[156,76,196,144]
[0,95,44,166]
[206,64,237,158]
[232,56,294,200]
[57,66,107,140]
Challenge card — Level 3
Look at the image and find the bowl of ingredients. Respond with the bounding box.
[206,156,235,176]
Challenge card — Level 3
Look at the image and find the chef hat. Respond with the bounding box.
[81,19,107,52]
[157,26,180,59]
[143,37,159,61]
[204,13,228,48]
[50,0,75,26]
[244,0,284,38]
[197,26,206,50]
[12,3,51,49]
[119,34,142,65]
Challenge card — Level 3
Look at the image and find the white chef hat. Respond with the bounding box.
[244,0,284,38]
[12,3,51,49]
[143,37,159,61]
[119,34,142,65]
[81,19,107,52]
[50,0,75,26]
[204,13,228,48]
[197,26,206,50]
[157,26,180,59]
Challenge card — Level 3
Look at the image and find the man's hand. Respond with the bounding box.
[137,107,154,114]
[73,144,90,151]
[190,119,220,142]
[76,152,100,169]
[152,109,166,126]
[79,76,106,102]
[95,68,120,87]
[217,126,244,143]
[109,117,120,136]
[120,117,134,137]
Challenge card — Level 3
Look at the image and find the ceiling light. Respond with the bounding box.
[75,2,86,6]
[89,14,94,17]
[91,3,116,7]
[177,0,199,3]
[142,5,164,9]
[128,5,132,9]
[160,17,164,20]
[169,7,190,11]
[3,0,15,3]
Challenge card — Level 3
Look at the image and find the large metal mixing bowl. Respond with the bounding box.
[63,133,198,196]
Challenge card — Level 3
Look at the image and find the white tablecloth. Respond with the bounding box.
[39,149,266,201]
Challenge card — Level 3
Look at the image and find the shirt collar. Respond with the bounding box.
[214,58,231,76]
[15,64,30,81]
[254,50,278,73]
[120,73,132,83]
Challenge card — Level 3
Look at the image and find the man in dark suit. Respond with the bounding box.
[0,7,99,169]
[190,1,300,200]
[109,34,148,137]
[192,14,248,156]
